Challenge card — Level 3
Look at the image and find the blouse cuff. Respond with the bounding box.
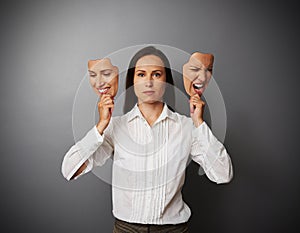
[64,127,104,180]
[192,121,217,146]
[93,125,105,143]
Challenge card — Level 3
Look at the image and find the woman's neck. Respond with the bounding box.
[138,101,164,127]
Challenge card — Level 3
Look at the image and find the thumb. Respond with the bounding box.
[190,99,195,114]
[110,106,114,115]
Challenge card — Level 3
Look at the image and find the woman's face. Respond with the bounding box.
[183,52,214,96]
[88,58,119,97]
[133,55,166,105]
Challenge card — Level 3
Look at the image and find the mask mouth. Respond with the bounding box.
[98,87,110,94]
[193,83,204,90]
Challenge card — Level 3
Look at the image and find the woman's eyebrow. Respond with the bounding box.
[152,70,163,72]
[135,69,164,72]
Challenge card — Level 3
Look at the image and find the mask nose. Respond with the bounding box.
[95,75,106,88]
[195,69,208,83]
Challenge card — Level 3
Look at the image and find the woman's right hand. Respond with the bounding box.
[96,94,114,135]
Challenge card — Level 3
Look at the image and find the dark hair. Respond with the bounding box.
[123,46,175,113]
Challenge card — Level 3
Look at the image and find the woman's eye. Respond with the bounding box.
[190,68,200,72]
[89,74,96,78]
[137,73,145,77]
[153,73,161,78]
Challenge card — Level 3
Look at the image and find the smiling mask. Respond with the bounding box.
[88,58,119,97]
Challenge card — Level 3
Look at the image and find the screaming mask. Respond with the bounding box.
[183,52,214,96]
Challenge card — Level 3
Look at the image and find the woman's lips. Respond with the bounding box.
[143,91,155,96]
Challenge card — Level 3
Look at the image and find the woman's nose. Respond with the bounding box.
[145,74,154,87]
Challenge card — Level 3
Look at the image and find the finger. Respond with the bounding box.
[100,94,112,101]
[100,94,113,100]
[190,96,205,104]
[191,99,205,106]
[99,101,114,109]
[190,102,205,112]
[190,98,199,105]
[194,103,205,110]
[191,94,201,101]
[103,98,113,104]
[100,96,114,104]
[98,101,113,109]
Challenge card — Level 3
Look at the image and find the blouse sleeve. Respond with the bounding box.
[190,121,233,184]
[61,122,114,181]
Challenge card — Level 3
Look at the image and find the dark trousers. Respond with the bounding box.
[113,218,189,233]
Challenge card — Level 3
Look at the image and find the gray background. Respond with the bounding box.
[0,0,299,232]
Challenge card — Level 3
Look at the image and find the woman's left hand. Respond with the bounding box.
[190,94,205,127]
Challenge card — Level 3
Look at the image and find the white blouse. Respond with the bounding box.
[61,104,233,224]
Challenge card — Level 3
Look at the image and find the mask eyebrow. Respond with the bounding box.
[88,70,96,75]
[100,69,113,74]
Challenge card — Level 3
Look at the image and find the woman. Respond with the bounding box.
[61,46,233,233]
